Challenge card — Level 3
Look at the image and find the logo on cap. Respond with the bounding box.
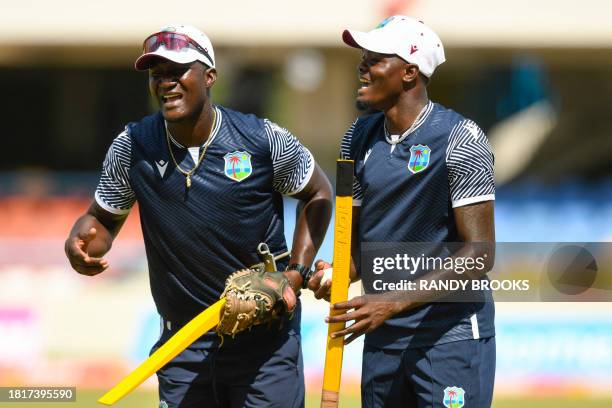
[410,44,419,55]
[376,16,395,29]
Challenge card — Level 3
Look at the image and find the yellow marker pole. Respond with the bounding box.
[98,299,225,406]
[321,159,354,408]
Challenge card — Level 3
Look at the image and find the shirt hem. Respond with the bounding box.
[365,330,496,350]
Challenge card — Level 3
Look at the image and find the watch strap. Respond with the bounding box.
[286,263,313,289]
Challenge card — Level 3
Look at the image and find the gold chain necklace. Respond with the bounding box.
[165,108,217,188]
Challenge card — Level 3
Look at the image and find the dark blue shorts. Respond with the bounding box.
[151,322,304,408]
[362,337,495,408]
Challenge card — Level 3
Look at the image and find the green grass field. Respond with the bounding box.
[12,391,612,407]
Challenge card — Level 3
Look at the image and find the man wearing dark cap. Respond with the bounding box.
[65,24,332,407]
[311,16,496,408]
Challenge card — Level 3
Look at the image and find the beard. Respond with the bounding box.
[355,99,371,111]
[356,99,382,115]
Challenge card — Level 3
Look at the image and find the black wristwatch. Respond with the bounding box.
[286,263,313,289]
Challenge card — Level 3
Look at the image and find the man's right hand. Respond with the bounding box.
[307,259,333,301]
[65,227,109,276]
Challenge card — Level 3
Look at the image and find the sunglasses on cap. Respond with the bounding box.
[143,31,214,67]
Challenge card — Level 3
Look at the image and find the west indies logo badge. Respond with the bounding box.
[443,386,465,408]
[408,144,431,174]
[224,151,252,182]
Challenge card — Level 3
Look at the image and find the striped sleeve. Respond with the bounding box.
[446,119,495,208]
[94,130,136,214]
[340,120,364,206]
[264,120,315,196]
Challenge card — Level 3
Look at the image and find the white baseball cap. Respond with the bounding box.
[135,24,215,71]
[342,15,445,78]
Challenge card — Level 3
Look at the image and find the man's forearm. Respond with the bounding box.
[68,213,114,257]
[287,194,332,288]
[67,202,127,257]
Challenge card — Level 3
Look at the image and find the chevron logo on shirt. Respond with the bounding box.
[364,148,373,164]
[156,159,168,178]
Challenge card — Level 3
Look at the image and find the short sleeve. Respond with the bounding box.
[446,120,495,208]
[94,130,136,214]
[340,120,364,206]
[264,120,315,196]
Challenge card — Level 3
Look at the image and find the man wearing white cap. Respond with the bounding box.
[65,24,333,407]
[311,16,496,407]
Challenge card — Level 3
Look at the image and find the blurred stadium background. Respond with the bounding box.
[1,0,612,406]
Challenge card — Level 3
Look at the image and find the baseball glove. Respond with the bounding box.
[217,268,293,338]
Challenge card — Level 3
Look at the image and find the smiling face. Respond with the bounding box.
[356,50,414,111]
[148,60,216,123]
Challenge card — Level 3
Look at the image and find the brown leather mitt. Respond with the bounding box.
[217,268,293,338]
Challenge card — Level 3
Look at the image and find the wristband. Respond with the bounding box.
[286,263,313,289]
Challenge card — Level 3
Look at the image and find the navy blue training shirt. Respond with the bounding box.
[341,101,496,350]
[95,106,314,336]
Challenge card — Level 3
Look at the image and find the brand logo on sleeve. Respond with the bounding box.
[223,151,252,182]
[463,122,480,139]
